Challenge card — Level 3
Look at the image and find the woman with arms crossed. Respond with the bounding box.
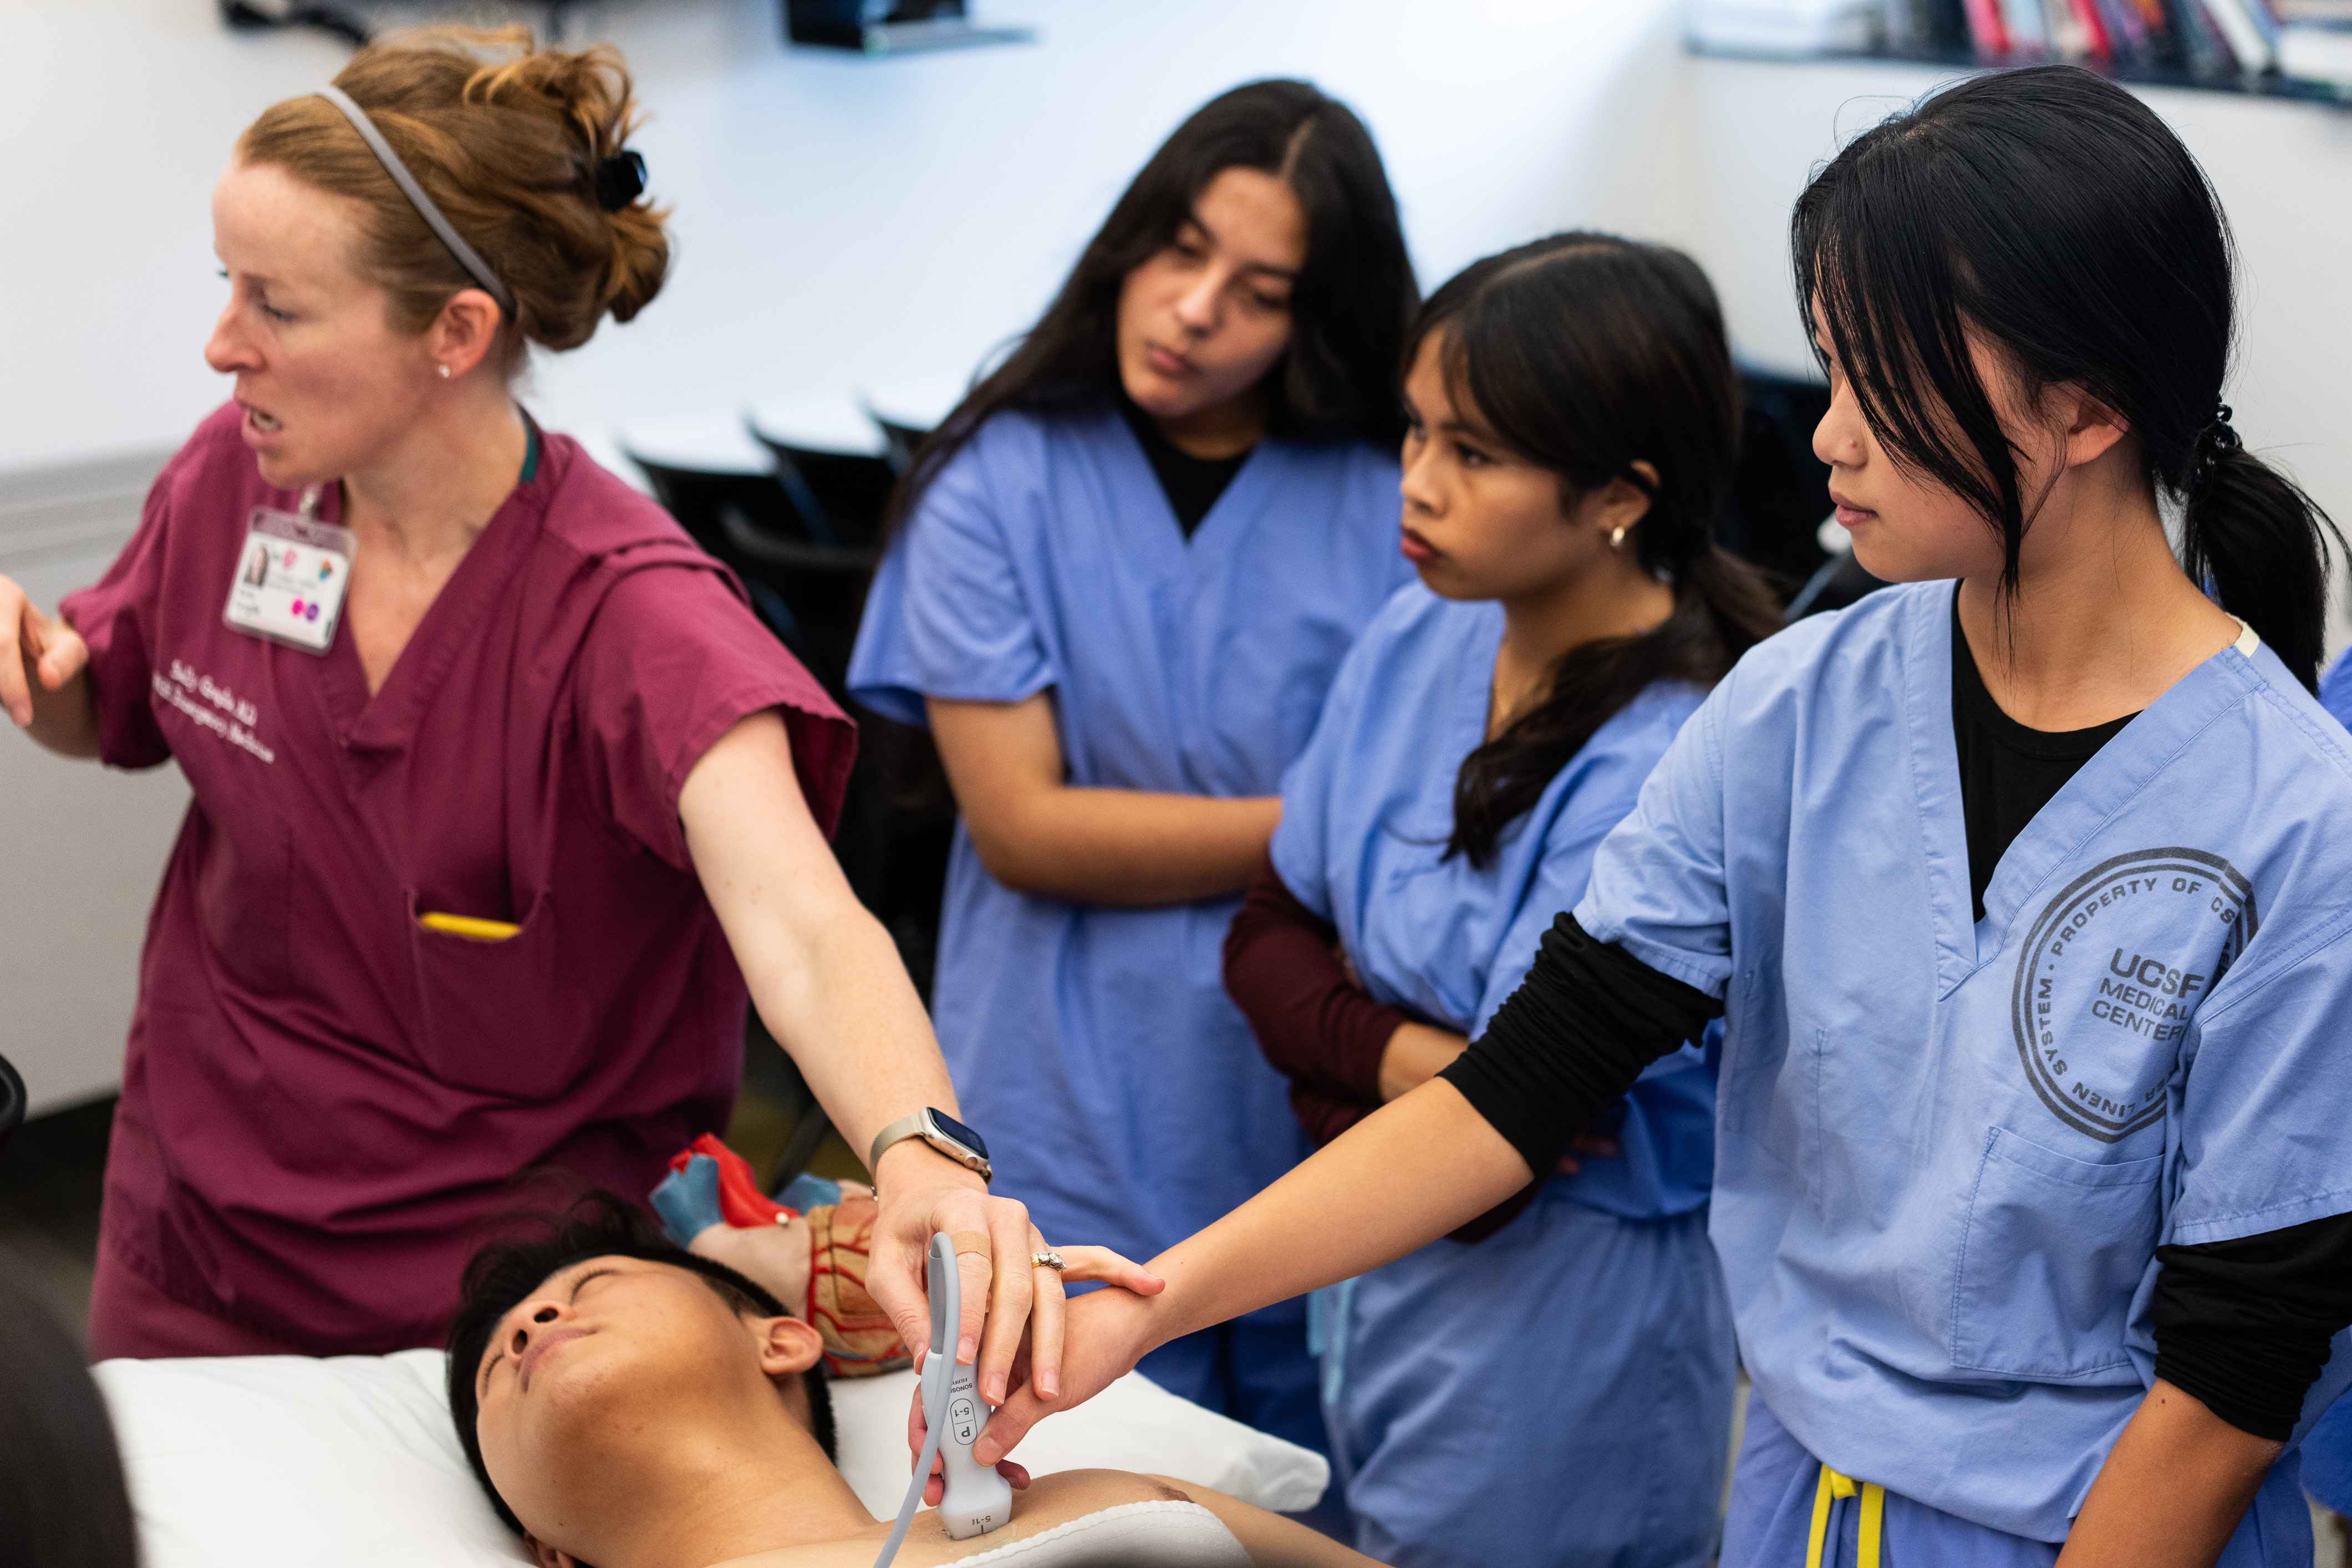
[1224,234,1778,1567]
[848,79,1415,1444]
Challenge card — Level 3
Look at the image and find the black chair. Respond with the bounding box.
[621,426,949,996]
[744,397,899,552]
[765,445,898,551]
[862,379,967,478]
[871,416,930,478]
[0,1051,26,1158]
[1788,548,1888,621]
[1724,369,1838,597]
[1721,366,1896,623]
[620,440,874,688]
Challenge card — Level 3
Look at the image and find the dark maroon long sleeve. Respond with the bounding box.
[1224,857,1540,1243]
[1223,858,1406,1106]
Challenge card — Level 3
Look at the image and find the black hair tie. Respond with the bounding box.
[2191,403,2242,490]
[2206,403,2242,455]
[595,150,647,212]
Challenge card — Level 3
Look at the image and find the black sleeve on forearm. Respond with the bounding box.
[2151,1210,2352,1442]
[1437,911,1722,1177]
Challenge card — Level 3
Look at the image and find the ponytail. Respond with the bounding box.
[2177,418,2339,692]
[1686,542,1789,676]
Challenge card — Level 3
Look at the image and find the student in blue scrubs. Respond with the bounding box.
[2302,637,2352,1541]
[2307,645,2350,1541]
[846,79,1416,1450]
[1222,235,1782,1567]
[985,67,2352,1568]
[2320,649,2352,730]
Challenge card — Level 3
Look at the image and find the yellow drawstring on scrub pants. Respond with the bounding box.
[1806,1463,1885,1568]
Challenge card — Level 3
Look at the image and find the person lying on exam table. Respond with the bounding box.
[0,28,1050,1387]
[980,67,2352,1568]
[446,1193,1387,1568]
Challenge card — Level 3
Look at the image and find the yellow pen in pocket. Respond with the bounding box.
[417,911,522,943]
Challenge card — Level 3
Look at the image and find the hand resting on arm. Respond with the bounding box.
[928,693,1279,906]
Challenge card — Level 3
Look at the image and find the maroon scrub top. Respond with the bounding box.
[61,403,854,1353]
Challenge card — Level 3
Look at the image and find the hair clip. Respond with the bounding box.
[595,150,647,212]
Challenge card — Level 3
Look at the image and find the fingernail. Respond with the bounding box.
[959,1334,978,1365]
[989,1373,1007,1404]
[1040,1372,1060,1399]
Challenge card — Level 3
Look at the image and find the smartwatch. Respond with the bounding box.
[869,1108,992,1185]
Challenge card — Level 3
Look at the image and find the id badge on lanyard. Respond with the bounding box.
[223,486,355,655]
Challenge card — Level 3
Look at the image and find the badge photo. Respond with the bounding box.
[223,501,356,655]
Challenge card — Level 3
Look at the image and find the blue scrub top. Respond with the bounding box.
[2304,1391,2352,1518]
[1577,582,2352,1542]
[848,403,1408,1282]
[2319,645,2352,732]
[1270,583,1715,1219]
[2303,646,2352,1523]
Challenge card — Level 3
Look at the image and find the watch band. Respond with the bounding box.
[868,1109,992,1184]
[868,1112,928,1175]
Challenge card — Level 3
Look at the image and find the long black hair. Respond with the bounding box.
[445,1191,837,1536]
[0,1274,140,1568]
[1421,233,1784,867]
[1794,64,2339,690]
[885,78,1417,537]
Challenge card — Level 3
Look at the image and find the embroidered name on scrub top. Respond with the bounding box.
[149,658,276,765]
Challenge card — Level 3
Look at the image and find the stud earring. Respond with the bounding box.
[1609,525,1627,549]
[437,364,451,380]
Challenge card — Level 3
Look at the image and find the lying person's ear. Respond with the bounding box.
[755,1312,826,1379]
[523,1533,582,1568]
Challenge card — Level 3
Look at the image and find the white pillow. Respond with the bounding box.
[95,1352,1327,1567]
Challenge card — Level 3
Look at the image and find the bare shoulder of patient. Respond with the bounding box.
[711,1472,1193,1568]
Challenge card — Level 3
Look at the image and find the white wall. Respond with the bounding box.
[0,458,193,1117]
[0,0,1693,475]
[5,6,2343,497]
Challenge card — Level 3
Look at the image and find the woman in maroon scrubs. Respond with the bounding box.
[0,29,1082,1395]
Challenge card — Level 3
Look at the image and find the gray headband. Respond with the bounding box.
[315,85,516,319]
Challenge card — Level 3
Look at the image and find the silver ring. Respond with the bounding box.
[1031,1250,1067,1273]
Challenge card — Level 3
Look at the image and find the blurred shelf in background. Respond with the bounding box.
[1687,0,2352,105]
